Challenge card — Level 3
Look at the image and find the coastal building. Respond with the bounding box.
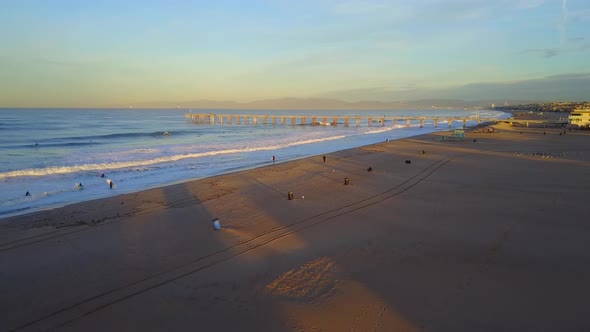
[568,109,590,127]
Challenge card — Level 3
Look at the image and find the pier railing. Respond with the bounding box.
[185,113,567,128]
[185,113,494,128]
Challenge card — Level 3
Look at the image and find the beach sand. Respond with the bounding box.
[1,123,590,331]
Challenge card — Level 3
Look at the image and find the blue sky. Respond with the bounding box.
[0,0,588,107]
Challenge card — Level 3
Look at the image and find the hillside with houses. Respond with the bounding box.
[495,101,590,113]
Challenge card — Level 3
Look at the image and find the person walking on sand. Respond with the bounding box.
[323,155,326,163]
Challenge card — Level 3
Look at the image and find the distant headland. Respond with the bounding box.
[494,101,590,113]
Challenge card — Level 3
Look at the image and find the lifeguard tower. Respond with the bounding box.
[440,129,464,141]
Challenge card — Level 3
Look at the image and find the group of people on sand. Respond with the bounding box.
[25,173,115,197]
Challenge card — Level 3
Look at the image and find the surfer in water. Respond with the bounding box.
[25,191,31,197]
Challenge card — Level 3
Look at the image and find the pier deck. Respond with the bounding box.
[185,113,567,128]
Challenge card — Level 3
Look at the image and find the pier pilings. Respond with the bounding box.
[185,113,501,128]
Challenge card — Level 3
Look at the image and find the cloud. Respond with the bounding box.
[568,36,585,42]
[455,73,590,100]
[544,49,559,57]
[523,48,559,58]
[523,39,590,58]
[425,0,544,18]
[554,2,590,43]
[546,72,590,80]
[569,8,590,21]
[559,0,568,44]
[317,73,590,102]
[327,0,544,21]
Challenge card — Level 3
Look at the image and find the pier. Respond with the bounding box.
[186,113,490,128]
[185,113,568,128]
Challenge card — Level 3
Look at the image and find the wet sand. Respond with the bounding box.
[1,123,590,331]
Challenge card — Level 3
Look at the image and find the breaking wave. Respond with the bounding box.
[0,134,347,180]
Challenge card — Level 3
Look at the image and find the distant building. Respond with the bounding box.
[568,109,590,127]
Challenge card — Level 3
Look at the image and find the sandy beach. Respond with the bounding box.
[1,122,590,331]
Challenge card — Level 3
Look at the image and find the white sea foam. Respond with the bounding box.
[0,108,509,218]
[0,134,347,180]
[365,125,408,134]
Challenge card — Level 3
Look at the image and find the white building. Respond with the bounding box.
[569,109,590,127]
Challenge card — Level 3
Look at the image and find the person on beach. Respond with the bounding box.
[323,155,326,163]
[272,155,275,164]
[212,218,221,231]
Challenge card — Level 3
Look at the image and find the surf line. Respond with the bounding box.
[0,134,347,180]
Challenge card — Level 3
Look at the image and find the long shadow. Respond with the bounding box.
[4,128,589,331]
[0,168,295,331]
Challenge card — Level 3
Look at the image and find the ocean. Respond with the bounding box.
[0,108,508,218]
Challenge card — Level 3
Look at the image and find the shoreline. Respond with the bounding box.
[0,119,575,233]
[0,120,482,221]
[0,111,504,220]
[1,123,589,331]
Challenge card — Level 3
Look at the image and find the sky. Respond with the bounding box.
[0,0,589,107]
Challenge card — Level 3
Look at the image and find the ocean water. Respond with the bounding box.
[0,108,508,218]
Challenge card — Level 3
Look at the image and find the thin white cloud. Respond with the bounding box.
[559,0,568,44]
[524,48,560,58]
